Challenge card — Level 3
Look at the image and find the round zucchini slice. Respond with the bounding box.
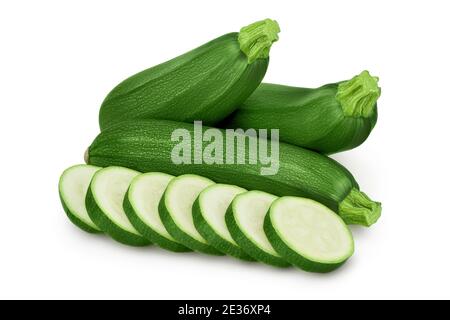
[59,164,102,233]
[264,196,354,273]
[86,166,150,246]
[193,184,253,261]
[226,191,290,267]
[159,174,223,255]
[124,172,191,252]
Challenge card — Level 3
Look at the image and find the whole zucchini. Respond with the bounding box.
[222,70,381,154]
[85,120,381,227]
[99,19,280,131]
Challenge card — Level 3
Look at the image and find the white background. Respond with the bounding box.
[1,0,449,300]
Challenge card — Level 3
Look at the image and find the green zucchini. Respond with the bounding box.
[99,19,280,131]
[123,172,191,252]
[225,191,289,267]
[86,119,381,227]
[264,196,354,273]
[159,174,224,255]
[223,70,381,154]
[192,184,254,261]
[86,166,151,246]
[59,164,102,233]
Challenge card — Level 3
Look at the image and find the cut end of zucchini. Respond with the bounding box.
[336,70,381,118]
[338,188,382,227]
[59,164,102,233]
[84,148,89,164]
[124,172,191,252]
[238,18,280,64]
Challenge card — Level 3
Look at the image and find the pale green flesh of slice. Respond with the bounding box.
[200,184,246,244]
[271,197,354,262]
[234,191,280,256]
[92,167,141,235]
[60,165,101,229]
[129,173,177,241]
[166,175,215,243]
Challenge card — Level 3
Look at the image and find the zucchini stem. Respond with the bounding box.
[338,188,381,227]
[238,19,280,64]
[336,70,381,118]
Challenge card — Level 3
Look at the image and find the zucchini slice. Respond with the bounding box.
[264,196,354,273]
[123,172,191,252]
[86,166,150,246]
[59,164,102,233]
[226,191,289,267]
[192,184,253,261]
[159,174,223,255]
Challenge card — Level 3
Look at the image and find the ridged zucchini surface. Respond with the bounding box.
[223,71,381,154]
[99,19,280,130]
[86,119,381,227]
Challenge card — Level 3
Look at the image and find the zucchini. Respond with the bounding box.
[264,196,354,273]
[159,174,224,255]
[223,71,381,154]
[192,184,253,261]
[59,164,102,233]
[225,191,289,267]
[86,119,381,227]
[86,166,151,246]
[99,19,280,131]
[123,172,191,252]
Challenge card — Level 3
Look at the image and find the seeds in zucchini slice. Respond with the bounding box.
[86,166,151,246]
[124,172,191,252]
[59,164,102,233]
[264,196,354,273]
[159,174,223,255]
[226,191,289,267]
[192,184,253,261]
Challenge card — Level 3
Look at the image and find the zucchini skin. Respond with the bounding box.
[223,80,378,154]
[87,120,364,218]
[99,33,268,131]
